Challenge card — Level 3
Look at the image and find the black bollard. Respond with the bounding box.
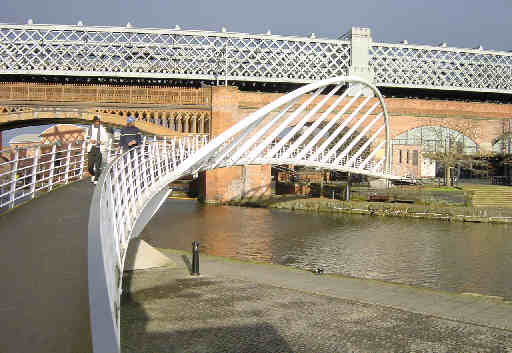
[191,241,200,275]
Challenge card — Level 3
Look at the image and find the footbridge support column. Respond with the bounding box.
[199,86,272,203]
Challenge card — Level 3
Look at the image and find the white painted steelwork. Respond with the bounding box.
[0,141,90,209]
[88,76,399,353]
[370,42,512,93]
[2,23,512,94]
[0,136,179,210]
[0,23,350,84]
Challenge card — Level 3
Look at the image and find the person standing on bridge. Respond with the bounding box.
[120,116,142,152]
[87,116,111,184]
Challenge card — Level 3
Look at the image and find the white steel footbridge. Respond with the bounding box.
[87,76,398,352]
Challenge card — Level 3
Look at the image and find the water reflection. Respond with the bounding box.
[141,199,512,299]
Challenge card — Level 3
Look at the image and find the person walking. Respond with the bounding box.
[120,116,142,152]
[87,116,111,184]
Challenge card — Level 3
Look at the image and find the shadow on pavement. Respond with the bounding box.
[181,254,192,275]
[121,272,293,353]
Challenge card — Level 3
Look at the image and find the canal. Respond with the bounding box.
[141,199,512,300]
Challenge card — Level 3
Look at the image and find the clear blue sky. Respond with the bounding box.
[1,0,511,145]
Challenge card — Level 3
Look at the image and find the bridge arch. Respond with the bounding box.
[0,108,206,137]
[392,125,478,154]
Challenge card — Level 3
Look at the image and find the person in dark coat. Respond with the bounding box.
[87,116,111,184]
[120,116,142,152]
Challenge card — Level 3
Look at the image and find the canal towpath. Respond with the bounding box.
[155,248,512,330]
[122,246,512,352]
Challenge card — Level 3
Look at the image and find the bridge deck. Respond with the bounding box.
[0,181,93,353]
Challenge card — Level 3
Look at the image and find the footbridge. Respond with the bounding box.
[2,76,397,352]
[88,76,398,352]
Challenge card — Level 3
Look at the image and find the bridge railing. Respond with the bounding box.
[0,142,88,210]
[0,134,202,211]
[88,134,209,352]
[0,83,211,106]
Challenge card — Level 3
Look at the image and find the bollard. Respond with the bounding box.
[191,240,200,275]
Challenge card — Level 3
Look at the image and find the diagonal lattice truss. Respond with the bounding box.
[370,43,512,92]
[3,23,512,93]
[0,23,350,83]
[88,76,396,353]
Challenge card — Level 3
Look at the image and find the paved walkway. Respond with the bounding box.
[121,248,512,352]
[0,181,93,353]
[2,179,512,352]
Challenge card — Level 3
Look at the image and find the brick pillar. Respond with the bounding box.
[200,86,271,203]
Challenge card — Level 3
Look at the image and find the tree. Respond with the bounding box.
[421,118,489,186]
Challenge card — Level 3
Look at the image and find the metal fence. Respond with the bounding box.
[0,142,90,209]
[0,135,201,211]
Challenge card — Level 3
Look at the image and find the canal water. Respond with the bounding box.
[141,199,512,300]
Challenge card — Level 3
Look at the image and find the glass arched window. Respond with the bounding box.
[392,126,477,154]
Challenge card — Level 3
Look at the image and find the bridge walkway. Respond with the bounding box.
[0,180,93,353]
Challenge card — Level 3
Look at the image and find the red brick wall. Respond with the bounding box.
[201,87,271,202]
[238,90,512,148]
[203,86,512,201]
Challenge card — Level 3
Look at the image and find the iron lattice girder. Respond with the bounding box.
[0,23,351,83]
[370,43,512,93]
[2,23,512,94]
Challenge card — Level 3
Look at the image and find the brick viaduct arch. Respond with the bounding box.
[0,108,210,137]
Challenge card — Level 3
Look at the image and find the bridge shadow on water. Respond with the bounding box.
[121,259,293,353]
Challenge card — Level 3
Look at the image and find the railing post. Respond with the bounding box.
[171,138,176,168]
[48,144,57,191]
[9,149,19,208]
[162,137,169,175]
[149,143,156,186]
[30,147,40,198]
[155,140,163,179]
[133,146,143,197]
[64,143,72,184]
[79,141,87,180]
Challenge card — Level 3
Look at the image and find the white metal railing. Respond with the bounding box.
[88,76,400,353]
[0,141,89,210]
[0,135,193,211]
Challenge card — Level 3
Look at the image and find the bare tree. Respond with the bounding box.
[422,118,488,186]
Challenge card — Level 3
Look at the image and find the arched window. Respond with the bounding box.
[392,126,477,154]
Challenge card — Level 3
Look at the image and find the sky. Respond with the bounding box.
[1,0,512,145]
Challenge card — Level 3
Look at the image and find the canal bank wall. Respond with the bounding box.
[228,196,512,224]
